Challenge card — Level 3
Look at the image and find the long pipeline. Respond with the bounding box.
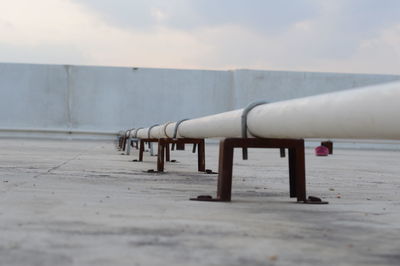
[132,81,400,141]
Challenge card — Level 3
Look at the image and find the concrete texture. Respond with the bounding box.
[0,139,399,266]
[1,62,400,138]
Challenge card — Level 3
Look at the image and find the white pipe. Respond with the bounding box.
[165,122,178,138]
[248,82,400,140]
[129,128,140,138]
[136,128,149,139]
[135,122,179,139]
[178,110,242,139]
[133,82,400,141]
[175,82,400,140]
[150,122,174,138]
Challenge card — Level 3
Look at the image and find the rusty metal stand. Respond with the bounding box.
[121,135,127,151]
[138,138,206,173]
[191,138,327,204]
[165,143,170,162]
[118,135,124,150]
[138,138,158,161]
[157,138,205,172]
[126,138,139,155]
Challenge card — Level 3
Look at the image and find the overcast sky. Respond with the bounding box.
[1,0,400,74]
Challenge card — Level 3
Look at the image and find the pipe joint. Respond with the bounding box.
[241,100,268,160]
[172,118,190,150]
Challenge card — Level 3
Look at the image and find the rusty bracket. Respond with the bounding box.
[138,138,158,162]
[241,101,267,160]
[147,124,159,156]
[118,132,125,150]
[240,101,286,159]
[121,130,128,151]
[171,119,189,150]
[133,127,143,139]
[157,138,206,172]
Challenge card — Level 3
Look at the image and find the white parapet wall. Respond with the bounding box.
[0,62,399,141]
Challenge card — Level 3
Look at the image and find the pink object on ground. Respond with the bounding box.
[315,145,329,156]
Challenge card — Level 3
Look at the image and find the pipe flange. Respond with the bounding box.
[148,124,159,139]
[133,127,143,138]
[241,100,268,160]
[162,122,174,138]
[127,128,134,138]
[171,118,190,150]
[241,100,268,139]
[127,128,135,137]
[173,119,190,139]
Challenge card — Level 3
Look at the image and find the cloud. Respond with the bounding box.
[316,23,400,74]
[0,0,399,74]
[0,0,99,64]
[74,0,318,33]
[0,0,211,68]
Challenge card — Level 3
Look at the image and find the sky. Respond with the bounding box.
[0,0,400,74]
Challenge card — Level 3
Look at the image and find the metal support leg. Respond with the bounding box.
[134,140,139,149]
[176,143,185,150]
[197,139,206,172]
[139,140,145,162]
[122,136,127,151]
[165,143,170,162]
[157,140,165,172]
[216,139,234,201]
[294,142,306,202]
[118,136,123,149]
[151,138,206,172]
[288,148,296,198]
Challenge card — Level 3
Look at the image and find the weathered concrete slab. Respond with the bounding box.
[0,139,399,266]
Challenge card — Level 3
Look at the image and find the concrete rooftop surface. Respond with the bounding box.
[0,138,399,266]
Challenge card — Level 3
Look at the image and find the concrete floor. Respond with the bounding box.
[0,139,399,266]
